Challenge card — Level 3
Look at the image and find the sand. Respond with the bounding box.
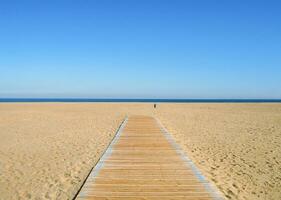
[157,104,281,200]
[0,103,280,200]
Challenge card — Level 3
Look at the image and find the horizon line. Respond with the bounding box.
[0,98,281,103]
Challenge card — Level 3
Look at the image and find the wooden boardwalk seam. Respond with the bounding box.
[75,116,224,200]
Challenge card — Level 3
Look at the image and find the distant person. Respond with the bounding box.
[154,103,157,109]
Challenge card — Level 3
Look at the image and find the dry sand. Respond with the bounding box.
[157,104,281,200]
[0,103,280,200]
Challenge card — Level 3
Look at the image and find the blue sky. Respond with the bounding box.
[0,0,280,98]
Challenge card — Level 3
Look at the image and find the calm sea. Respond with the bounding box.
[0,98,280,103]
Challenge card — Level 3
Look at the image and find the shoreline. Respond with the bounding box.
[1,98,281,103]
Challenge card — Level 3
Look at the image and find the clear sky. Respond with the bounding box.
[0,0,280,98]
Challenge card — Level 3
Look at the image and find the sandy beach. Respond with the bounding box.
[0,103,280,200]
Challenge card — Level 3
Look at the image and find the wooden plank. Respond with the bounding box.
[76,197,214,200]
[74,116,224,200]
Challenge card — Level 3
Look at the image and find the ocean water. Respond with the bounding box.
[0,98,281,103]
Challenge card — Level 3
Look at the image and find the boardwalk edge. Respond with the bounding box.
[155,117,226,200]
[73,116,128,199]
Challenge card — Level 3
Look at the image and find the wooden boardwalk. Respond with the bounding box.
[75,116,224,200]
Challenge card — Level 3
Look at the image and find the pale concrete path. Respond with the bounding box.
[75,116,224,200]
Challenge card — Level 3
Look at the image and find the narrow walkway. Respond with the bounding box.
[75,116,224,200]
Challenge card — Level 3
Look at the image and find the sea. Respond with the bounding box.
[0,98,281,103]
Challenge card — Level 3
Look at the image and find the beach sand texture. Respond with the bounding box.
[0,103,280,200]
